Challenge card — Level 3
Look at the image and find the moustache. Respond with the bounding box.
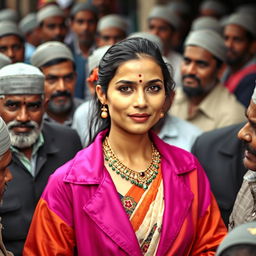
[242,141,256,156]
[50,90,72,99]
[182,74,201,84]
[7,120,38,130]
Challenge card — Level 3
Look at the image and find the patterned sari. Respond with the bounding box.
[119,167,164,255]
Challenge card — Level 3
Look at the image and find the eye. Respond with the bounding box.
[4,101,19,111]
[118,86,133,93]
[147,85,162,93]
[27,102,42,111]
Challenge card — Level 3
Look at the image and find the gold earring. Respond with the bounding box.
[160,112,164,118]
[101,105,108,119]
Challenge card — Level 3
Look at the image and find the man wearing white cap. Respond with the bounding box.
[96,14,128,47]
[31,41,83,126]
[222,12,256,107]
[0,63,82,255]
[68,2,98,99]
[229,87,256,230]
[170,29,246,131]
[0,117,13,256]
[0,21,24,63]
[148,5,182,87]
[37,4,67,43]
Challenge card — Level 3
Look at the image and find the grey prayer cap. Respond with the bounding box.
[0,53,11,70]
[148,5,181,30]
[0,21,23,39]
[88,45,111,74]
[128,32,163,54]
[0,8,18,23]
[184,29,226,62]
[199,0,227,16]
[191,16,222,34]
[0,63,44,95]
[0,117,11,156]
[70,2,98,18]
[223,12,256,38]
[97,14,128,33]
[216,222,256,256]
[31,41,74,68]
[252,86,256,104]
[167,2,191,15]
[37,5,64,25]
[19,13,37,35]
[236,4,256,16]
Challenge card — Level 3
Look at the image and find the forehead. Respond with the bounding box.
[100,27,125,36]
[43,16,65,25]
[149,18,171,28]
[41,60,74,74]
[1,94,42,102]
[0,35,22,45]
[224,24,247,37]
[184,45,214,61]
[74,10,97,20]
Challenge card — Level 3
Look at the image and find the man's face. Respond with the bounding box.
[0,150,12,202]
[71,10,97,45]
[238,101,256,171]
[97,27,126,47]
[40,16,67,42]
[41,61,76,115]
[181,46,219,97]
[148,18,174,50]
[224,24,254,66]
[0,35,24,63]
[0,94,44,149]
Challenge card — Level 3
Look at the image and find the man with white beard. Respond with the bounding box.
[0,63,82,256]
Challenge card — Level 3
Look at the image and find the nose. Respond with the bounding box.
[134,90,147,108]
[17,106,30,123]
[55,78,66,91]
[225,37,233,49]
[5,168,13,183]
[186,62,197,75]
[237,123,251,142]
[6,47,14,59]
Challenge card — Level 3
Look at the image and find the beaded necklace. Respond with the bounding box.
[103,137,161,190]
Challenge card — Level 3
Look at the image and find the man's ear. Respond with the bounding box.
[95,85,107,104]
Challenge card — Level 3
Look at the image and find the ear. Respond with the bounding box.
[95,85,107,104]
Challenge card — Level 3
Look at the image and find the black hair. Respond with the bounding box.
[87,37,175,145]
[220,244,256,256]
[40,57,76,70]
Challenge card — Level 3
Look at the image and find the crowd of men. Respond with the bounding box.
[0,0,256,255]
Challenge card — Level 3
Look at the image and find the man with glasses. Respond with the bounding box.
[31,41,83,126]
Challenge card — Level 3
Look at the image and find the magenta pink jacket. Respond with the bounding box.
[24,130,226,256]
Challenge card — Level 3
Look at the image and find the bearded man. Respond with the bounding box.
[0,63,82,256]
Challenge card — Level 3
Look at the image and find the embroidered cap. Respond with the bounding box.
[0,63,44,95]
[97,14,128,33]
[31,41,74,67]
[37,5,64,25]
[191,16,222,34]
[0,21,23,39]
[184,29,226,62]
[70,2,98,18]
[216,222,256,256]
[19,13,37,35]
[0,117,11,156]
[0,8,18,22]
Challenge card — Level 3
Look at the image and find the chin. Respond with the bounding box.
[243,158,256,171]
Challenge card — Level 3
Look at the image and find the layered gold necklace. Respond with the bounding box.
[103,137,161,190]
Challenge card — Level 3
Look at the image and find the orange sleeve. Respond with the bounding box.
[23,199,75,256]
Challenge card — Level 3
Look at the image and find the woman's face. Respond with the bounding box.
[97,56,166,136]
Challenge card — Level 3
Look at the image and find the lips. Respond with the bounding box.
[128,113,151,123]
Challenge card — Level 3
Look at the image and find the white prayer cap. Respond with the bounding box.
[148,5,181,30]
[191,16,222,34]
[0,117,11,156]
[167,1,191,15]
[19,13,37,35]
[0,21,23,39]
[236,4,256,16]
[56,0,74,9]
[128,32,163,54]
[31,41,74,67]
[70,2,98,18]
[37,5,64,25]
[199,0,227,16]
[223,12,256,38]
[97,14,128,33]
[0,53,11,70]
[88,45,111,74]
[184,29,226,62]
[0,8,18,23]
[252,86,256,104]
[0,63,44,95]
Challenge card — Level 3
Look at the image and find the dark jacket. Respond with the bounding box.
[192,123,247,226]
[0,121,82,256]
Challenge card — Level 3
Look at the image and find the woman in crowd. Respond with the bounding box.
[23,37,226,255]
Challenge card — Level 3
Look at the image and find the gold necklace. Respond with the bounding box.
[103,137,161,190]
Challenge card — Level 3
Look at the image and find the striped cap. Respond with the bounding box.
[0,117,10,156]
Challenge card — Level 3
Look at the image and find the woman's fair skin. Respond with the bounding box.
[96,56,166,194]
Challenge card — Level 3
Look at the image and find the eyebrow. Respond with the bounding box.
[115,79,163,85]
